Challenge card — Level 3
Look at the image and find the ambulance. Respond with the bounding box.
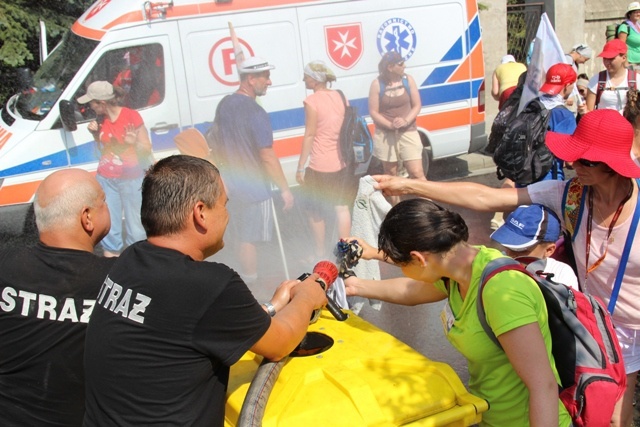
[0,0,486,233]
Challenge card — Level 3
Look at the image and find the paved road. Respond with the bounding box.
[221,152,503,386]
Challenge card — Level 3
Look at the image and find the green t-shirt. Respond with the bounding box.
[434,246,571,427]
[620,23,640,64]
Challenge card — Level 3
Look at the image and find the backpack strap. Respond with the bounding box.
[378,77,386,103]
[628,68,637,91]
[595,70,607,108]
[561,177,587,239]
[608,178,640,313]
[336,89,348,108]
[378,75,412,106]
[477,257,529,349]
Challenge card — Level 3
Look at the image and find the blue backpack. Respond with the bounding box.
[336,90,373,166]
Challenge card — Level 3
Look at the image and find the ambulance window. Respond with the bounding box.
[15,32,98,121]
[73,44,165,121]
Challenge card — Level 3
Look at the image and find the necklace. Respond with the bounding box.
[594,202,620,243]
[585,180,633,276]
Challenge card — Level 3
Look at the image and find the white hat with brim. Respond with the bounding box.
[239,57,275,74]
[77,81,115,104]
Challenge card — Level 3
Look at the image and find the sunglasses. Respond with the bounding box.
[576,159,602,167]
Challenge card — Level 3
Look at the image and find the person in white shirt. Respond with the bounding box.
[490,204,579,289]
[586,39,638,113]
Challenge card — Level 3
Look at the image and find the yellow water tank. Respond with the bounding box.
[225,310,487,426]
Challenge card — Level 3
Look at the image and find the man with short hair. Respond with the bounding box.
[83,155,326,426]
[0,169,114,426]
[211,56,294,284]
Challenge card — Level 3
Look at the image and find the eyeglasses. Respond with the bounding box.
[577,159,602,167]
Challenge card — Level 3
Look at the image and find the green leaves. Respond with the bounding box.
[0,0,86,101]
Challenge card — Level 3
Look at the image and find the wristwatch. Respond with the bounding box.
[262,302,276,317]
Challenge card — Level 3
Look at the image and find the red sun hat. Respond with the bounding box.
[545,109,640,178]
[539,63,577,95]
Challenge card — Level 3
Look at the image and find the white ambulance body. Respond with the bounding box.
[0,0,486,233]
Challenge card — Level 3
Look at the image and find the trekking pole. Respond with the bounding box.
[270,196,290,280]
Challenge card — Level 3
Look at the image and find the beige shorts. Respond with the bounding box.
[373,128,423,163]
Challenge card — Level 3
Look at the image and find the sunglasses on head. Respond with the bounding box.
[577,159,602,167]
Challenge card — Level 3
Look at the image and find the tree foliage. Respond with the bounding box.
[0,0,90,101]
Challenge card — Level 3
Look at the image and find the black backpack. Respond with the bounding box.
[336,90,373,166]
[484,75,526,154]
[492,98,554,186]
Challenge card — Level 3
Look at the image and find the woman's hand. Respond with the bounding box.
[341,236,381,261]
[296,169,305,185]
[392,117,409,129]
[343,275,362,296]
[88,120,99,133]
[123,124,138,144]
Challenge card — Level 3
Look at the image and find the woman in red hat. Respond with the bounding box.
[586,39,639,113]
[370,109,640,426]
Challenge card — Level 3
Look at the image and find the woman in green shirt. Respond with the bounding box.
[618,2,640,69]
[344,198,571,427]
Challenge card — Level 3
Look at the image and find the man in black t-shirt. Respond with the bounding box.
[83,155,326,426]
[0,169,114,426]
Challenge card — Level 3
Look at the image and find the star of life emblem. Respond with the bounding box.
[325,23,364,70]
[376,18,417,60]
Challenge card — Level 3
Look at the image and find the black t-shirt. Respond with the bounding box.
[83,241,271,426]
[0,243,114,426]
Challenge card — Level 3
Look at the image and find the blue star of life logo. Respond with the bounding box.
[376,18,417,60]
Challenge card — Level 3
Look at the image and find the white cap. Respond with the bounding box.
[238,56,275,74]
[501,54,516,64]
[77,81,115,104]
[571,44,592,59]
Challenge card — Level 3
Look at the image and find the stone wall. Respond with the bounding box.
[479,0,632,127]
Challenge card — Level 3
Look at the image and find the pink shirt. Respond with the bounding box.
[528,179,640,328]
[304,90,346,173]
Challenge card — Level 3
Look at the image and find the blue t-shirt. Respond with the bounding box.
[542,106,577,181]
[215,93,274,203]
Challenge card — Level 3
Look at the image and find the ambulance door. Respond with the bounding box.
[64,28,183,167]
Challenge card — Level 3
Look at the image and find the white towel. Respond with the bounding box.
[347,175,392,313]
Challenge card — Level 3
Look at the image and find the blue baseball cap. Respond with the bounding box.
[490,204,561,251]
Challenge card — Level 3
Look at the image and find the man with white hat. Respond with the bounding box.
[210,56,294,284]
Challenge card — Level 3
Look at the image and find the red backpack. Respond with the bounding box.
[477,256,626,427]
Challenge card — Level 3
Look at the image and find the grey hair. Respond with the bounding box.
[34,179,100,232]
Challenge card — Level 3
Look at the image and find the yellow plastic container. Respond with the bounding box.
[225,310,487,426]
